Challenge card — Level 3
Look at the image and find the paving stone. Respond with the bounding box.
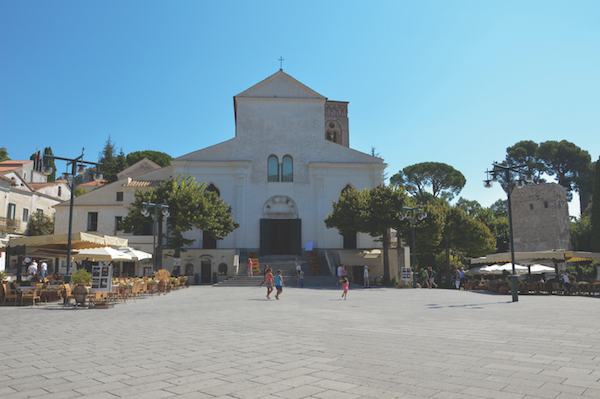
[3,287,600,398]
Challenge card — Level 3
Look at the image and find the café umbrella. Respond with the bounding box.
[72,247,133,262]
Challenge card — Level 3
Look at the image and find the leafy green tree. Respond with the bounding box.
[126,150,172,167]
[456,198,509,253]
[26,212,54,236]
[0,147,10,162]
[571,215,591,251]
[391,162,466,202]
[122,174,239,263]
[325,184,407,283]
[591,157,600,252]
[73,187,89,197]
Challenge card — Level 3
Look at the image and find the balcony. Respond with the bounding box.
[0,217,21,234]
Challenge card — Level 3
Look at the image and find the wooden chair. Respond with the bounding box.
[3,283,19,305]
[21,284,42,306]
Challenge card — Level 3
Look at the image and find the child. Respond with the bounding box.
[265,268,274,299]
[274,269,284,300]
[340,277,349,300]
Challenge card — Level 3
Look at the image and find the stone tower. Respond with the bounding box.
[511,183,571,252]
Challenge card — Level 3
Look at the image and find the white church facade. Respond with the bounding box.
[55,70,392,280]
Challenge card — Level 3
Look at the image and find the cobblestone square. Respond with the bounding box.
[1,286,599,398]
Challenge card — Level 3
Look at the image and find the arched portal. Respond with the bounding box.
[260,196,301,256]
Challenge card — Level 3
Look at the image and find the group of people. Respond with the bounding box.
[25,258,48,281]
[263,268,284,299]
[420,266,438,288]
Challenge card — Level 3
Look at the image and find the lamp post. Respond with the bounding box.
[141,202,169,272]
[399,206,427,288]
[42,149,102,283]
[484,162,533,302]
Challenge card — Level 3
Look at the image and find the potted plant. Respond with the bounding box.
[119,283,132,295]
[0,270,7,283]
[71,269,92,306]
[147,280,158,293]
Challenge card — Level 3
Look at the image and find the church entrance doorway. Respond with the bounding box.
[260,219,301,256]
[200,259,212,284]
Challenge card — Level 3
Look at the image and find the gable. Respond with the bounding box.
[235,70,326,100]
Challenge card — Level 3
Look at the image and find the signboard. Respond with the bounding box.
[173,258,181,266]
[305,241,314,251]
[401,267,412,281]
[91,265,113,293]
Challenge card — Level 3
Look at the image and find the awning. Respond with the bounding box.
[115,247,152,261]
[470,250,600,265]
[338,249,382,267]
[7,233,128,258]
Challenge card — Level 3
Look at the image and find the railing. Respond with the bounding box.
[0,217,20,233]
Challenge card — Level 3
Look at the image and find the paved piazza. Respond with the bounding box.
[1,286,600,399]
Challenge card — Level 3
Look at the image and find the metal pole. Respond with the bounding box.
[152,212,157,272]
[411,218,417,288]
[65,162,76,284]
[506,171,518,302]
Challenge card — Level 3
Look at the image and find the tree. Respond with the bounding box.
[456,198,509,253]
[391,162,466,202]
[126,150,172,167]
[26,212,54,236]
[0,147,9,162]
[537,140,591,210]
[571,214,591,251]
[122,174,239,261]
[43,147,56,182]
[325,184,407,283]
[506,140,546,183]
[591,157,600,252]
[98,136,127,183]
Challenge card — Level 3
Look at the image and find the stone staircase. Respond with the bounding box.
[215,255,303,287]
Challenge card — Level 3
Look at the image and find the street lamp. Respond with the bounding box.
[484,162,533,302]
[141,202,169,272]
[42,148,102,283]
[399,206,427,288]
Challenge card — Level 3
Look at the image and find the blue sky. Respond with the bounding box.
[1,1,599,216]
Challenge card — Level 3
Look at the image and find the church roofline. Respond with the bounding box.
[234,70,326,100]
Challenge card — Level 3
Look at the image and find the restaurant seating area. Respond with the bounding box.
[466,278,600,295]
[0,275,189,307]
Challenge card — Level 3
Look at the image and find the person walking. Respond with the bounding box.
[340,277,349,300]
[427,266,437,288]
[260,264,268,286]
[247,258,253,277]
[421,268,428,288]
[459,267,465,288]
[455,269,461,289]
[363,266,370,288]
[299,268,304,288]
[274,270,284,300]
[265,268,274,299]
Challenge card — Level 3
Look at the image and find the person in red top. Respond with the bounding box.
[340,277,349,300]
[265,268,274,299]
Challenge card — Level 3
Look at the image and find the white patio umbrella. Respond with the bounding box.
[116,247,152,261]
[528,264,556,274]
[72,247,133,262]
[500,263,529,274]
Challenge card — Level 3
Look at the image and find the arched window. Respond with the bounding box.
[206,183,220,197]
[218,263,228,275]
[282,156,293,182]
[268,155,279,182]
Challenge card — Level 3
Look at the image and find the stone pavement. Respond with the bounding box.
[1,286,600,399]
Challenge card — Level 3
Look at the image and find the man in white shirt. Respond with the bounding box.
[27,260,38,280]
[363,266,370,287]
[40,261,48,279]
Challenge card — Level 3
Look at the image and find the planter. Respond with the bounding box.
[498,286,510,295]
[72,284,89,306]
[41,291,59,302]
[158,281,167,292]
[465,283,473,291]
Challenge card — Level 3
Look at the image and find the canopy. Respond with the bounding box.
[470,250,600,265]
[72,247,133,262]
[8,232,128,258]
[338,249,382,267]
[528,264,556,274]
[115,247,152,261]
